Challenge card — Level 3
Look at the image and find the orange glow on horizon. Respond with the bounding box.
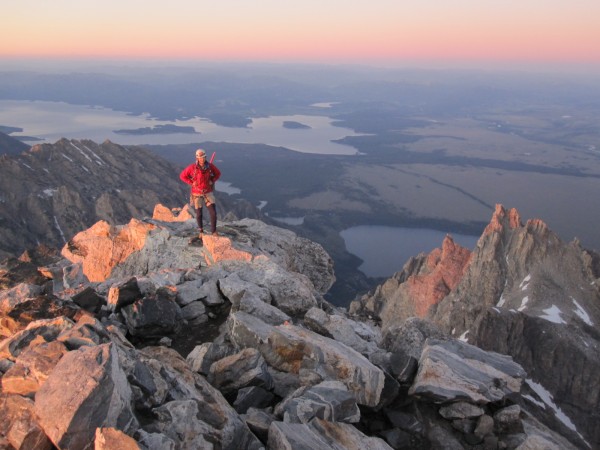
[2,0,600,67]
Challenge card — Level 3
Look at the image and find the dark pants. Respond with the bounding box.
[196,204,217,233]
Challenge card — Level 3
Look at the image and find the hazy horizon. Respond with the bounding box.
[2,57,600,79]
[3,1,600,70]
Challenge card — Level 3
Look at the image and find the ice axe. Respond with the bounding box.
[209,152,217,192]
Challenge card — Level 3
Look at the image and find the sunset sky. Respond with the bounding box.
[2,0,600,69]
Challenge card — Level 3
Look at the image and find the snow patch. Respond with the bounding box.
[83,144,105,165]
[53,216,67,244]
[540,305,566,324]
[61,153,74,163]
[518,296,529,311]
[496,294,506,307]
[571,297,593,326]
[525,379,589,446]
[522,394,545,409]
[519,274,531,291]
[70,141,93,162]
[257,201,267,210]
[43,168,50,173]
[458,330,469,342]
[21,162,34,170]
[42,188,58,197]
[82,165,90,173]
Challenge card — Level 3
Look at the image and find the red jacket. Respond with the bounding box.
[180,162,221,195]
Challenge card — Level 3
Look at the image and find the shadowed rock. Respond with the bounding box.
[279,380,360,424]
[268,418,393,450]
[121,296,182,337]
[408,339,525,404]
[228,312,385,407]
[208,347,273,395]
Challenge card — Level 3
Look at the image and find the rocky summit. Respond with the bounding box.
[0,204,585,449]
[0,138,260,260]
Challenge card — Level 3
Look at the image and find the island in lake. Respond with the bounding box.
[282,121,311,130]
[113,124,199,135]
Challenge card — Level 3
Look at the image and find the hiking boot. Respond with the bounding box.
[211,230,219,236]
[198,230,204,238]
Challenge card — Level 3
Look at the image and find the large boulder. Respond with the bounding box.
[220,218,335,294]
[227,312,386,407]
[34,343,137,450]
[408,338,526,404]
[303,306,381,355]
[219,259,319,317]
[121,295,182,337]
[61,219,155,282]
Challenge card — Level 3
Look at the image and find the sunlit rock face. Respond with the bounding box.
[61,219,156,282]
[349,234,472,328]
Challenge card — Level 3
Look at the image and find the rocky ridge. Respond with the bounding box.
[0,205,575,449]
[351,204,600,448]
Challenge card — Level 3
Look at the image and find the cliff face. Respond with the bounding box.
[352,204,600,448]
[0,131,29,156]
[350,235,472,329]
[0,208,574,450]
[0,138,260,259]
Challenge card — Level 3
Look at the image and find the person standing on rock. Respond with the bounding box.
[180,148,221,237]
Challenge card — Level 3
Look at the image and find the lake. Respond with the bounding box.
[0,100,363,155]
[341,225,480,278]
